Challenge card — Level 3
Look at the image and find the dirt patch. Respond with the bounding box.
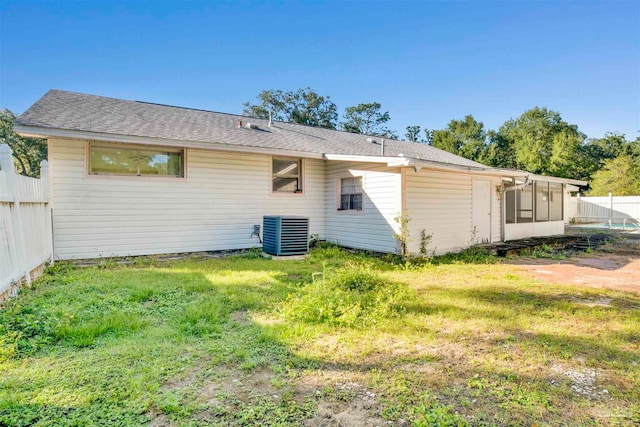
[298,370,390,427]
[509,253,640,294]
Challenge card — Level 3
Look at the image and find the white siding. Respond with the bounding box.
[50,139,325,259]
[325,162,401,253]
[405,169,502,255]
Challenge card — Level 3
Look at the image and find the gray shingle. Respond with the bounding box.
[16,89,489,168]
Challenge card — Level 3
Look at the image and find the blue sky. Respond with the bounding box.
[1,0,638,139]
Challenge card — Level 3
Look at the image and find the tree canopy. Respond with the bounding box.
[243,88,338,129]
[341,102,397,138]
[430,115,488,162]
[0,109,47,177]
[588,154,640,196]
[495,107,587,177]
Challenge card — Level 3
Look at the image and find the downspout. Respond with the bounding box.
[499,175,530,242]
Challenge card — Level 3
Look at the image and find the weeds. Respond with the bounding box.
[281,262,410,327]
[0,246,638,426]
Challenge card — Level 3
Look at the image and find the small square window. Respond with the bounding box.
[272,158,302,193]
[339,177,363,211]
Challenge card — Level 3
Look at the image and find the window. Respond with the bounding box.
[89,143,184,177]
[272,158,302,193]
[339,177,363,211]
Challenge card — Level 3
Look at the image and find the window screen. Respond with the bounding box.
[517,184,534,223]
[549,183,563,221]
[535,181,549,222]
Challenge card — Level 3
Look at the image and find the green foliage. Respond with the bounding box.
[430,247,496,265]
[419,229,432,256]
[342,102,397,138]
[176,298,229,336]
[394,212,411,256]
[0,301,61,359]
[497,107,586,177]
[582,132,630,168]
[431,115,488,162]
[588,154,640,196]
[1,247,638,426]
[243,87,338,129]
[410,400,468,427]
[281,263,409,327]
[405,125,424,143]
[0,109,47,177]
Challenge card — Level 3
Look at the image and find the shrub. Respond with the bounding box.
[281,264,409,327]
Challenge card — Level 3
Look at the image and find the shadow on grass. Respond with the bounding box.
[2,257,639,426]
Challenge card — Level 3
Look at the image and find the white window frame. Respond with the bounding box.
[86,141,186,180]
[336,173,365,214]
[270,156,304,195]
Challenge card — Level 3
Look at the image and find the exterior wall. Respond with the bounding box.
[49,138,325,259]
[324,161,401,253]
[504,221,564,241]
[404,169,502,255]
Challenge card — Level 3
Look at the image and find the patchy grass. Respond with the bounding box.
[0,246,638,426]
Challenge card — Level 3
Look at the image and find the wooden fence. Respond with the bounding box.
[567,194,640,227]
[0,145,53,301]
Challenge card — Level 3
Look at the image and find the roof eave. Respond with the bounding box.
[13,124,326,160]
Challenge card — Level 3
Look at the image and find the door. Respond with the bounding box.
[472,179,492,243]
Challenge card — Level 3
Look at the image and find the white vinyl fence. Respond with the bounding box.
[0,145,53,300]
[568,193,640,228]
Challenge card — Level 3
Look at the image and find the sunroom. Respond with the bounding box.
[502,176,582,241]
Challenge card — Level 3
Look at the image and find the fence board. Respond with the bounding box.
[0,146,53,300]
[568,195,640,224]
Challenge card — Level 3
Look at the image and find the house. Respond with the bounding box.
[14,90,587,260]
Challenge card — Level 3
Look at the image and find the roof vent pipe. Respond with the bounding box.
[268,112,272,127]
[381,139,385,156]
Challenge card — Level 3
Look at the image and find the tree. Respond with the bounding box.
[430,115,488,162]
[588,154,640,196]
[483,130,517,169]
[341,102,397,138]
[405,125,424,143]
[548,129,592,180]
[497,107,586,177]
[582,132,628,165]
[243,88,338,129]
[242,89,287,122]
[0,109,47,177]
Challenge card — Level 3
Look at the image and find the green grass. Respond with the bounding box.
[0,246,638,426]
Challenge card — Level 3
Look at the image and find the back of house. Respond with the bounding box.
[13,90,587,260]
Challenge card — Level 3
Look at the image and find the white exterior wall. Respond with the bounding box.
[49,138,325,259]
[324,161,401,253]
[504,221,564,241]
[405,169,502,255]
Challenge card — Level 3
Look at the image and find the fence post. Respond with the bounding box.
[609,191,613,229]
[40,159,54,264]
[0,145,31,285]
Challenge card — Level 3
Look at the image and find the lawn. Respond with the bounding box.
[0,246,638,426]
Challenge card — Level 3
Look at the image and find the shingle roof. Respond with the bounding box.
[16,89,488,168]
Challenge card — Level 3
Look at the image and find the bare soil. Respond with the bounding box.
[509,240,640,294]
